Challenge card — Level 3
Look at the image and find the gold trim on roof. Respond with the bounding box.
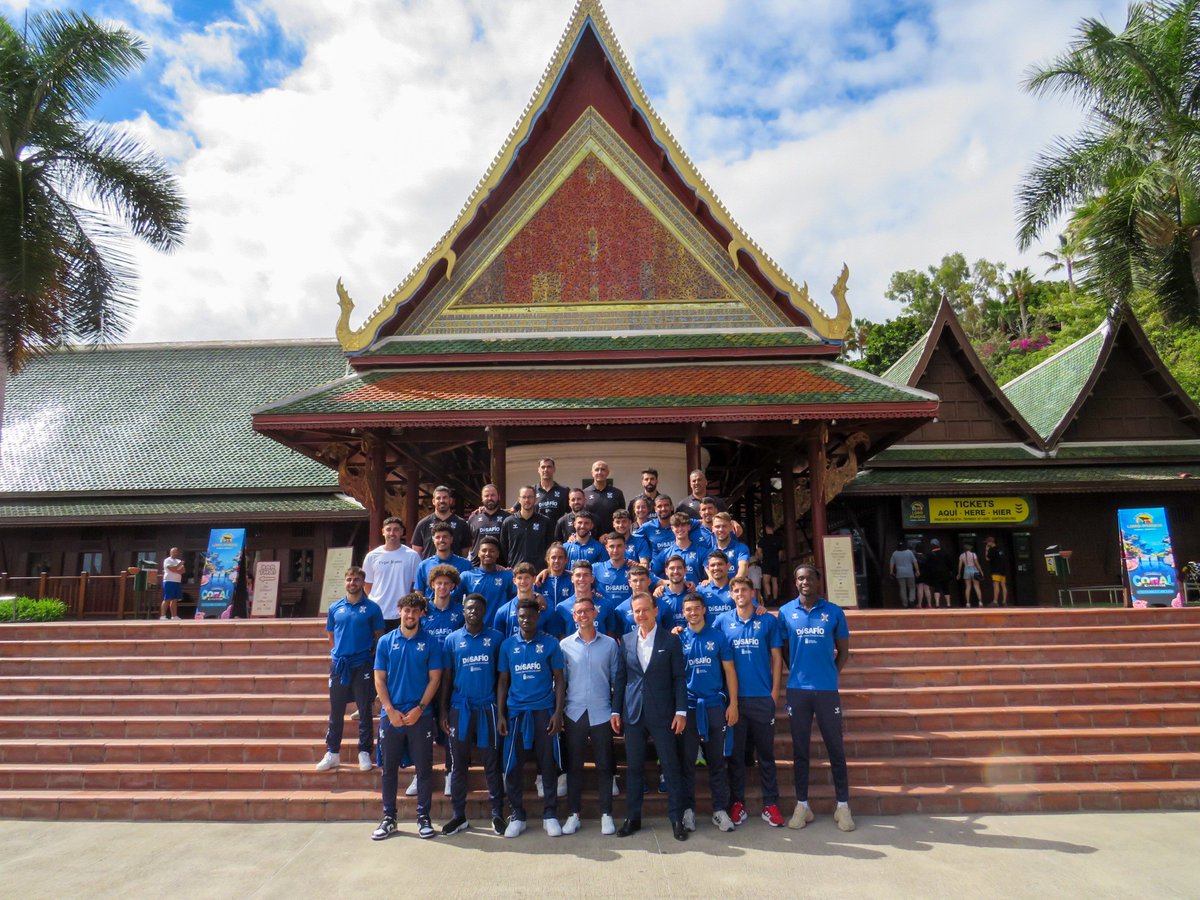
[335,0,851,351]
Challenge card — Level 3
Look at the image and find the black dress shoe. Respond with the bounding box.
[672,820,688,842]
[617,818,641,837]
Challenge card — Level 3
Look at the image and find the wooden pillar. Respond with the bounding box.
[77,571,88,619]
[367,431,387,543]
[780,448,798,591]
[404,463,420,539]
[117,571,129,619]
[489,427,507,507]
[808,432,828,573]
[685,423,702,476]
[38,571,48,601]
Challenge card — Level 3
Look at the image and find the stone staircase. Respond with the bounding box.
[0,608,1198,821]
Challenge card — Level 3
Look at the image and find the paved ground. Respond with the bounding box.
[2,812,1196,898]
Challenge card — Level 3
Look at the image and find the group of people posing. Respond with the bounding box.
[318,458,854,842]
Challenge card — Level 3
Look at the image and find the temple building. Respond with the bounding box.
[2,1,1197,613]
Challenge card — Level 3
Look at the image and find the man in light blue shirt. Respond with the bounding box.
[558,596,620,836]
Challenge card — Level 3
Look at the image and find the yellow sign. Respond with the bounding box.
[903,495,1037,527]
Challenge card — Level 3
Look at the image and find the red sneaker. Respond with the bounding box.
[761,804,785,827]
[730,801,747,826]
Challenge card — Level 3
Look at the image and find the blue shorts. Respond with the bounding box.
[163,581,182,601]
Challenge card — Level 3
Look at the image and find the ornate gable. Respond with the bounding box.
[334,0,850,351]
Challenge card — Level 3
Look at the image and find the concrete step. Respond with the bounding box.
[840,681,1200,709]
[4,726,1197,765]
[0,674,327,695]
[0,694,332,716]
[0,637,330,658]
[2,779,1197,821]
[841,661,1200,689]
[847,642,1200,666]
[0,655,329,677]
[5,753,1199,792]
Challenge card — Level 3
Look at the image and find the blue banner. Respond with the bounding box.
[1117,507,1182,608]
[197,528,246,618]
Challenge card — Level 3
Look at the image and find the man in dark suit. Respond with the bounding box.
[613,591,689,841]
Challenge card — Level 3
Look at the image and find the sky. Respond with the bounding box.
[3,0,1131,343]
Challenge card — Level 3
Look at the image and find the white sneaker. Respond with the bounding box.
[159,615,168,620]
[315,751,339,771]
[543,817,562,837]
[682,808,696,832]
[357,751,372,771]
[600,813,616,835]
[504,818,527,838]
[789,803,815,830]
[405,777,418,797]
[556,773,567,798]
[443,775,452,796]
[834,805,856,832]
[712,810,735,832]
[561,813,581,835]
[535,774,544,798]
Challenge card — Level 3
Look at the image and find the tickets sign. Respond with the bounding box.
[902,496,1036,527]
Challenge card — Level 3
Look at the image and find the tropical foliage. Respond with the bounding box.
[0,10,186,375]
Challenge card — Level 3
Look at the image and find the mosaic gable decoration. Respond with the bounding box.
[334,0,852,351]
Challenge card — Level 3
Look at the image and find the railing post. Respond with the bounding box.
[38,572,48,600]
[117,572,129,619]
[77,572,89,619]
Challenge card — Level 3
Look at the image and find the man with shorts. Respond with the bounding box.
[779,564,854,831]
[371,591,444,841]
[160,548,185,620]
[985,535,1010,606]
[363,517,422,632]
[317,566,385,773]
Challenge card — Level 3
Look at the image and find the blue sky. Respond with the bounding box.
[2,0,1130,343]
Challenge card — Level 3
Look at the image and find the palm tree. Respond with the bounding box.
[0,10,186,422]
[1002,267,1036,341]
[1039,228,1084,291]
[1017,0,1200,324]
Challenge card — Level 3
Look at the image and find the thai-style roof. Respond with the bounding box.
[1003,325,1108,442]
[254,359,937,429]
[334,0,852,352]
[0,494,364,526]
[0,341,350,497]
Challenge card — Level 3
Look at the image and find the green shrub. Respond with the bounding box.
[0,597,69,622]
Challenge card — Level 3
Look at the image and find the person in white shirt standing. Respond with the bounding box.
[364,517,422,632]
[161,548,185,620]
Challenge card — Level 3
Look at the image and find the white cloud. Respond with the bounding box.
[103,0,1132,343]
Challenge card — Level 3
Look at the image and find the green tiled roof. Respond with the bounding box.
[0,494,365,523]
[872,445,1042,463]
[258,361,933,419]
[1003,325,1107,440]
[849,463,1200,490]
[880,330,930,385]
[1,342,350,493]
[358,330,824,357]
[1053,442,1200,460]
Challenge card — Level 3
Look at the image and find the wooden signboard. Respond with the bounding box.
[822,534,859,608]
[319,547,356,612]
[251,560,281,618]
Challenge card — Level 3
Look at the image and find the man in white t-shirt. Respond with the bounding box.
[161,548,185,620]
[364,517,422,631]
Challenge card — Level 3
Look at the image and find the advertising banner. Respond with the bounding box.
[1117,507,1182,607]
[903,495,1036,527]
[319,547,356,613]
[822,535,859,608]
[251,560,281,618]
[197,528,246,618]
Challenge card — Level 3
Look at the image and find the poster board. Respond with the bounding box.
[251,560,281,618]
[319,547,356,612]
[822,534,859,608]
[1117,507,1182,607]
[197,528,246,618]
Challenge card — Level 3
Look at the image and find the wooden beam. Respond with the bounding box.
[685,424,702,475]
[489,427,507,508]
[403,463,420,539]
[367,431,387,543]
[808,433,828,575]
[779,448,798,599]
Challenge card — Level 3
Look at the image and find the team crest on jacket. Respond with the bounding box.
[752,620,761,631]
[417,642,426,651]
[706,641,715,651]
[535,644,544,654]
[820,613,830,622]
[533,523,541,531]
[482,637,492,647]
